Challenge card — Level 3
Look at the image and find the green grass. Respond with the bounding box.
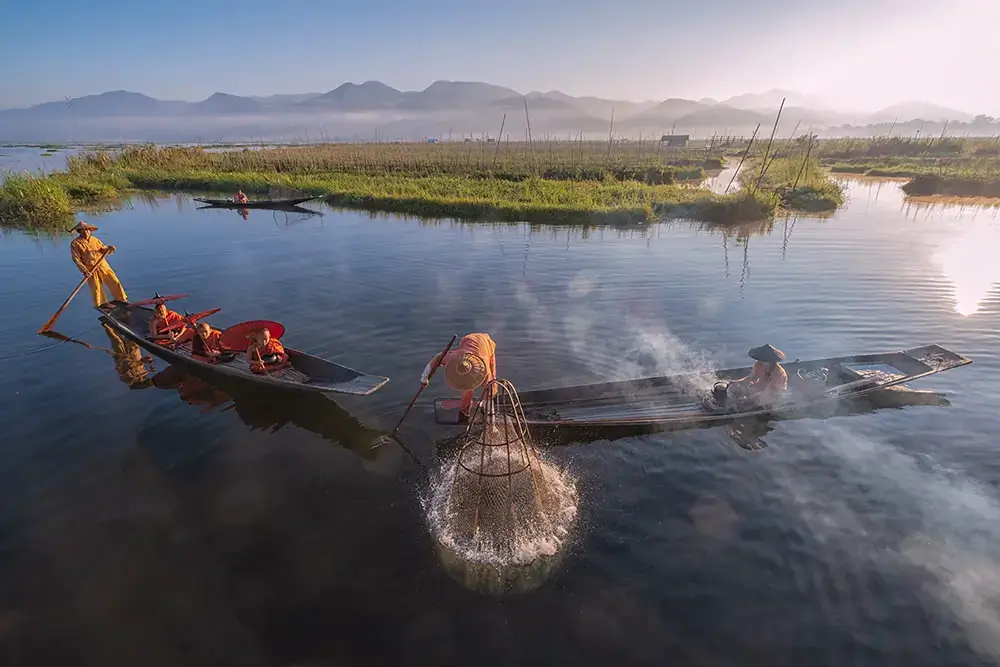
[0,143,789,229]
[901,173,1000,198]
[816,136,1000,196]
[0,172,74,228]
[739,156,845,211]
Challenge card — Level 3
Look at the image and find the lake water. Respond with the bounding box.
[1,178,999,666]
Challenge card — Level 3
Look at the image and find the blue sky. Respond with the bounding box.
[1,0,996,112]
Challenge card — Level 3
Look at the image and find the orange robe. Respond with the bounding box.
[150,310,193,343]
[249,338,288,370]
[192,329,223,357]
[70,235,127,306]
[430,333,497,415]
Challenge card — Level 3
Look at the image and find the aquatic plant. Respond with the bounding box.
[739,156,845,211]
[901,173,1000,198]
[0,172,74,228]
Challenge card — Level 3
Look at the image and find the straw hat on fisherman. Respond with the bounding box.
[748,344,786,364]
[70,221,99,233]
[444,351,489,391]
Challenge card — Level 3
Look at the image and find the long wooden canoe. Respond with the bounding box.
[434,344,970,439]
[97,300,389,396]
[193,196,320,209]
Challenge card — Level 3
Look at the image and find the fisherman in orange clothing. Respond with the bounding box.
[422,333,497,422]
[247,326,289,373]
[69,221,128,307]
[149,301,194,345]
[234,190,248,204]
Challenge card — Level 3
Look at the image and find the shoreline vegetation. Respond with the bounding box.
[816,136,1000,197]
[6,134,999,229]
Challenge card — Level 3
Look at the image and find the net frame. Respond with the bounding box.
[445,378,549,544]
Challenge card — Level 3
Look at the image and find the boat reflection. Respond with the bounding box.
[148,363,384,457]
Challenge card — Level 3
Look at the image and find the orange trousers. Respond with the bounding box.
[86,266,128,306]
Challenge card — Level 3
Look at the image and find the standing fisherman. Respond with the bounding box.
[69,221,127,306]
[421,333,497,422]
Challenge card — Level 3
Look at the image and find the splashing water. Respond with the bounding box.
[422,429,579,595]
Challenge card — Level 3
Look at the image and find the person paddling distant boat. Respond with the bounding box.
[69,221,127,307]
[422,333,497,422]
[233,190,248,204]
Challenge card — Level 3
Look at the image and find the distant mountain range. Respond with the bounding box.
[0,81,988,144]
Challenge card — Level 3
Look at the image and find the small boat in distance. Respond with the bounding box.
[193,196,321,209]
[434,344,971,439]
[97,300,389,397]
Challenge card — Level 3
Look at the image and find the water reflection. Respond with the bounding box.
[102,321,155,389]
[147,363,384,457]
[932,222,1000,316]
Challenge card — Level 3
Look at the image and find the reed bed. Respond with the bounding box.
[815,136,1000,197]
[739,156,845,211]
[68,142,723,184]
[0,172,74,228]
[0,142,786,228]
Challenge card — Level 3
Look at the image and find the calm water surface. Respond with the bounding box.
[1,179,999,666]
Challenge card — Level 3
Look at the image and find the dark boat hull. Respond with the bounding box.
[97,301,388,396]
[434,344,970,441]
[193,196,320,209]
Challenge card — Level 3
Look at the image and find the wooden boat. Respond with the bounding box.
[434,344,970,439]
[96,300,389,396]
[193,196,320,209]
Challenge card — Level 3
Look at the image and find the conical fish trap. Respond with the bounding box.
[444,379,561,556]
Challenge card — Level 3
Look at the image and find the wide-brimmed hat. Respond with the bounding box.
[748,344,786,363]
[70,221,98,232]
[444,352,488,391]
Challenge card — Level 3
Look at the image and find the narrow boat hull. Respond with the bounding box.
[434,344,970,442]
[97,301,388,396]
[193,196,320,209]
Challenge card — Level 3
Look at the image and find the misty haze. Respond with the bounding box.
[2,1,1000,666]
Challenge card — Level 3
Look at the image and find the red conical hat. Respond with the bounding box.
[219,320,285,351]
[133,293,189,307]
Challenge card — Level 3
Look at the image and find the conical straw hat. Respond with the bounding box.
[444,352,487,391]
[748,344,786,363]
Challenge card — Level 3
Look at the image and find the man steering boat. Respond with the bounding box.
[710,344,788,410]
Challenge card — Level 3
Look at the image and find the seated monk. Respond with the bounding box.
[421,333,496,422]
[728,343,788,404]
[234,190,248,204]
[149,302,194,345]
[246,327,289,373]
[191,321,224,360]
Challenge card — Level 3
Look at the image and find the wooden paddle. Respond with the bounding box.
[38,246,114,334]
[370,333,458,451]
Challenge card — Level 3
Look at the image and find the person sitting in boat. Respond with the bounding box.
[191,321,224,360]
[149,301,194,345]
[421,333,497,422]
[728,344,788,403]
[234,190,248,204]
[246,327,289,373]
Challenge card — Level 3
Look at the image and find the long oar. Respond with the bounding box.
[38,246,113,334]
[371,334,457,451]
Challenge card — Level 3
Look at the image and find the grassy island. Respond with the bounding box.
[1,140,850,230]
